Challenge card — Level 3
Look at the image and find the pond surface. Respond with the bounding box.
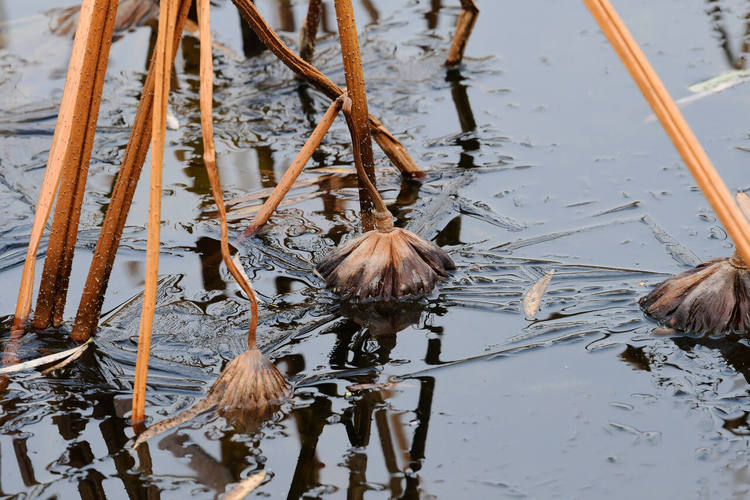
[2,0,750,498]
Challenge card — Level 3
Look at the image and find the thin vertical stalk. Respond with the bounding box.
[71,0,191,343]
[332,0,377,230]
[445,0,478,66]
[32,0,120,330]
[12,0,116,334]
[582,0,750,267]
[196,0,260,348]
[132,0,179,425]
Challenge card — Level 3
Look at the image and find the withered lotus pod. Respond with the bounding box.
[210,348,290,411]
[639,252,750,335]
[132,349,289,448]
[315,210,455,300]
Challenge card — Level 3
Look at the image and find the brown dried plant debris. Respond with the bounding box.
[639,254,750,335]
[315,215,455,301]
[133,349,290,448]
[314,95,455,301]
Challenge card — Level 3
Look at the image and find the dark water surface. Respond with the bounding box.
[2,0,750,498]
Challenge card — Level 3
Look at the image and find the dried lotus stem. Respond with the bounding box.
[32,0,120,330]
[71,0,191,343]
[230,0,424,179]
[131,0,179,426]
[332,0,377,228]
[245,94,345,236]
[583,0,750,266]
[196,0,260,348]
[13,0,117,334]
[583,0,750,334]
[132,1,291,440]
[445,0,479,66]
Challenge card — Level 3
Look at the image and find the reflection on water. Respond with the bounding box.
[705,0,750,69]
[446,68,479,169]
[6,0,750,498]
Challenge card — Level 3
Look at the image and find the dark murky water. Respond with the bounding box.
[3,0,750,497]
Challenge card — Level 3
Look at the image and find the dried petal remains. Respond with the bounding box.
[315,226,455,301]
[639,254,750,335]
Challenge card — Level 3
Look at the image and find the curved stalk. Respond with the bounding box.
[342,97,388,216]
[197,0,259,348]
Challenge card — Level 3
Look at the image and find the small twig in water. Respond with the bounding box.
[222,471,266,500]
[0,340,91,376]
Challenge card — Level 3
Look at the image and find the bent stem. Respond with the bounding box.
[230,0,424,179]
[341,97,389,217]
[132,0,179,426]
[197,0,259,348]
[244,94,345,236]
[583,0,750,265]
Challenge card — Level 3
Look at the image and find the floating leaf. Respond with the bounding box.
[522,270,555,319]
[687,69,750,94]
[645,69,750,122]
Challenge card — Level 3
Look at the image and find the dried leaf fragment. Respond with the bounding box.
[522,270,555,319]
[0,339,91,375]
[222,471,266,500]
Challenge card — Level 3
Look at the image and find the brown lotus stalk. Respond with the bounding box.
[132,0,179,426]
[244,94,345,236]
[332,0,377,229]
[583,0,750,334]
[230,0,424,179]
[445,0,479,66]
[71,0,191,343]
[133,0,289,443]
[315,98,455,300]
[12,0,118,334]
[32,0,120,330]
